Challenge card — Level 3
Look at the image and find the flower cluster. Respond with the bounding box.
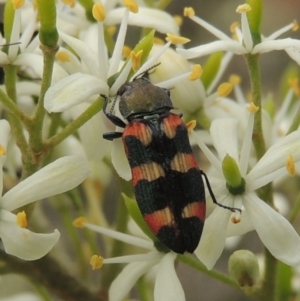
[0,1,300,301]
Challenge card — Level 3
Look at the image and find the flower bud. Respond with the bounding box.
[222,154,245,195]
[228,250,260,293]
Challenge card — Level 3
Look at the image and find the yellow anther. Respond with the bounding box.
[90,255,104,270]
[173,15,183,26]
[236,4,251,13]
[61,0,75,8]
[56,51,71,62]
[123,0,139,13]
[230,22,240,33]
[107,26,117,37]
[73,216,88,228]
[231,216,241,224]
[0,145,6,156]
[130,50,143,72]
[33,0,37,11]
[17,211,27,228]
[183,7,195,17]
[289,78,300,96]
[186,120,197,133]
[292,20,299,31]
[247,102,259,113]
[92,3,106,22]
[12,0,25,9]
[189,64,202,81]
[217,83,233,97]
[154,37,164,45]
[286,154,296,176]
[229,74,241,85]
[165,33,190,45]
[122,45,132,58]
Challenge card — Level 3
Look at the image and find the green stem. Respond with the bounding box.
[245,54,265,160]
[178,254,240,289]
[43,98,103,154]
[3,65,36,177]
[29,44,58,161]
[257,249,278,301]
[0,251,102,301]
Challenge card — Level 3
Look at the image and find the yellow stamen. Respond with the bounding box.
[0,145,6,156]
[292,20,299,31]
[122,45,132,58]
[73,216,88,228]
[247,102,259,113]
[90,255,104,270]
[217,83,233,97]
[229,74,241,85]
[107,26,117,37]
[288,78,300,96]
[92,3,106,22]
[189,64,202,81]
[231,216,241,224]
[61,0,75,8]
[17,211,27,228]
[173,15,183,26]
[123,0,139,13]
[230,22,240,33]
[236,4,251,13]
[183,7,195,17]
[186,120,196,133]
[130,50,143,72]
[286,155,296,176]
[12,0,25,9]
[154,37,164,45]
[56,51,71,62]
[165,33,190,45]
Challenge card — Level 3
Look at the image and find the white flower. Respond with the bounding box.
[0,2,67,82]
[191,111,300,269]
[0,120,91,260]
[79,219,185,301]
[177,5,300,65]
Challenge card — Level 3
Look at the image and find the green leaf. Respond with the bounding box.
[247,0,262,44]
[201,52,223,90]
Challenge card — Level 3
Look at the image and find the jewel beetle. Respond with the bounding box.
[102,67,239,254]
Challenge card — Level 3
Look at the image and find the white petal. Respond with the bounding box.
[210,118,240,162]
[59,32,100,78]
[252,38,300,54]
[285,47,300,65]
[1,155,91,211]
[195,196,232,269]
[177,40,246,59]
[111,136,132,181]
[0,119,11,152]
[0,218,60,260]
[109,259,159,301]
[154,253,185,301]
[244,193,300,265]
[0,51,9,64]
[246,131,300,190]
[106,7,179,34]
[13,53,68,84]
[44,73,109,112]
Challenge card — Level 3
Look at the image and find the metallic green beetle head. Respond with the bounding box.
[118,77,174,120]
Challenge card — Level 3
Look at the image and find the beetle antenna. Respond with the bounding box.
[200,170,242,213]
[133,62,161,81]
